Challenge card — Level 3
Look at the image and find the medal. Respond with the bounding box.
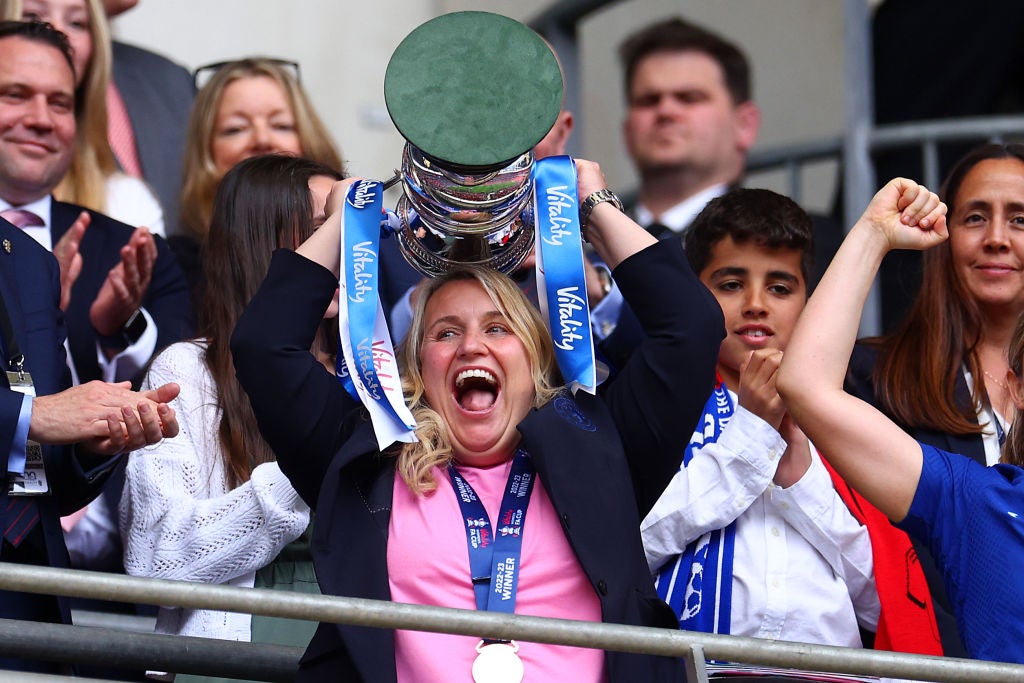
[472,640,524,683]
[449,454,535,683]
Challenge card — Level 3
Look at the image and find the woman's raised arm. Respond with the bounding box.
[777,178,947,521]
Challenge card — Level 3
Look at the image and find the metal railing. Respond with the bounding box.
[747,112,1024,335]
[1,564,1023,682]
[747,113,1024,207]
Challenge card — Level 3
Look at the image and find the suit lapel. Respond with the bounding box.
[0,224,28,374]
[49,198,74,243]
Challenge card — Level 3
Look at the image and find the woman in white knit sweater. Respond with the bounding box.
[120,155,343,681]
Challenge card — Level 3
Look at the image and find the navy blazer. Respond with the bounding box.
[51,199,194,385]
[111,41,195,236]
[0,218,115,625]
[846,343,982,658]
[233,239,723,682]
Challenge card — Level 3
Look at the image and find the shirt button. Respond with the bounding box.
[771,527,780,537]
[768,449,777,460]
[781,502,790,510]
[561,513,571,529]
[597,580,608,595]
[772,578,781,589]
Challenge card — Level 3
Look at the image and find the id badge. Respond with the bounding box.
[6,370,48,496]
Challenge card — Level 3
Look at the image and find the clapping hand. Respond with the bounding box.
[90,227,156,337]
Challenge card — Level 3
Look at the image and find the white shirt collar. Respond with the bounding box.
[635,182,729,235]
[0,195,53,251]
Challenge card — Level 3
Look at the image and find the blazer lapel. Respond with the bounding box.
[0,227,28,373]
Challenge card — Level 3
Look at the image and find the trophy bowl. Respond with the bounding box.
[392,144,537,277]
[383,11,563,276]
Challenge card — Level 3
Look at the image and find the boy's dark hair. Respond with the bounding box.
[618,17,751,104]
[684,188,814,283]
[0,20,75,76]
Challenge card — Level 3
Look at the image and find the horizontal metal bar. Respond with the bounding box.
[871,114,1024,148]
[747,137,844,171]
[0,617,300,681]
[748,114,1024,174]
[1,565,1022,682]
[3,672,115,683]
[70,608,156,632]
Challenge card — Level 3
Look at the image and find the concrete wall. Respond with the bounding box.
[112,0,847,211]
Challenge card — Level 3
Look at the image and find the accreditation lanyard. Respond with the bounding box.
[447,450,536,614]
[0,293,46,494]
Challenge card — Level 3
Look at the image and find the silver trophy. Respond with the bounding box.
[383,11,563,277]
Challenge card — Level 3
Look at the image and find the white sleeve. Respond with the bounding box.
[119,344,310,585]
[641,406,783,572]
[104,174,165,237]
[770,445,880,629]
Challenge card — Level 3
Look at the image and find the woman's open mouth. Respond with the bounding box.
[454,368,499,412]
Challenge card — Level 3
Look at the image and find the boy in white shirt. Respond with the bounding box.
[642,189,879,646]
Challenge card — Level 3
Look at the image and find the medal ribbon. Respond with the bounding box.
[337,179,417,449]
[533,156,598,394]
[448,450,536,614]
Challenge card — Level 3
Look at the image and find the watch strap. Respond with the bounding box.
[578,189,625,241]
[98,309,148,350]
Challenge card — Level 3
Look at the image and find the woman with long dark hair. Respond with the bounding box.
[780,177,1024,664]
[120,155,342,680]
[846,143,1024,656]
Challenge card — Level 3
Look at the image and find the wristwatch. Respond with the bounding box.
[579,188,625,240]
[98,309,148,350]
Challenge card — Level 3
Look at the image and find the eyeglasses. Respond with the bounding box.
[192,58,301,90]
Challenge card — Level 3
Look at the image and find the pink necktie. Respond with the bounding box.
[107,83,142,177]
[0,209,44,229]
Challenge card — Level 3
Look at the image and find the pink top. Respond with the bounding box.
[389,462,606,682]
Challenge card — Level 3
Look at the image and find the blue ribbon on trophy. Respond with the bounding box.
[533,156,597,394]
[337,179,417,449]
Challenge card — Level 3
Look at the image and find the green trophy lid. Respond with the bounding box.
[384,11,563,169]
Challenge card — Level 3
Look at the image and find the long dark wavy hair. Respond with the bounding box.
[200,154,342,487]
[872,143,1024,434]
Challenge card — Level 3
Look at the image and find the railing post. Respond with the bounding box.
[843,0,881,336]
[683,643,711,683]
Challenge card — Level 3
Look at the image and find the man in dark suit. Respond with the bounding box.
[619,18,760,238]
[0,19,192,596]
[105,0,195,235]
[0,212,180,673]
[618,17,844,286]
[0,20,193,389]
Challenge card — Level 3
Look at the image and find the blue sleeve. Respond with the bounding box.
[896,444,971,599]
